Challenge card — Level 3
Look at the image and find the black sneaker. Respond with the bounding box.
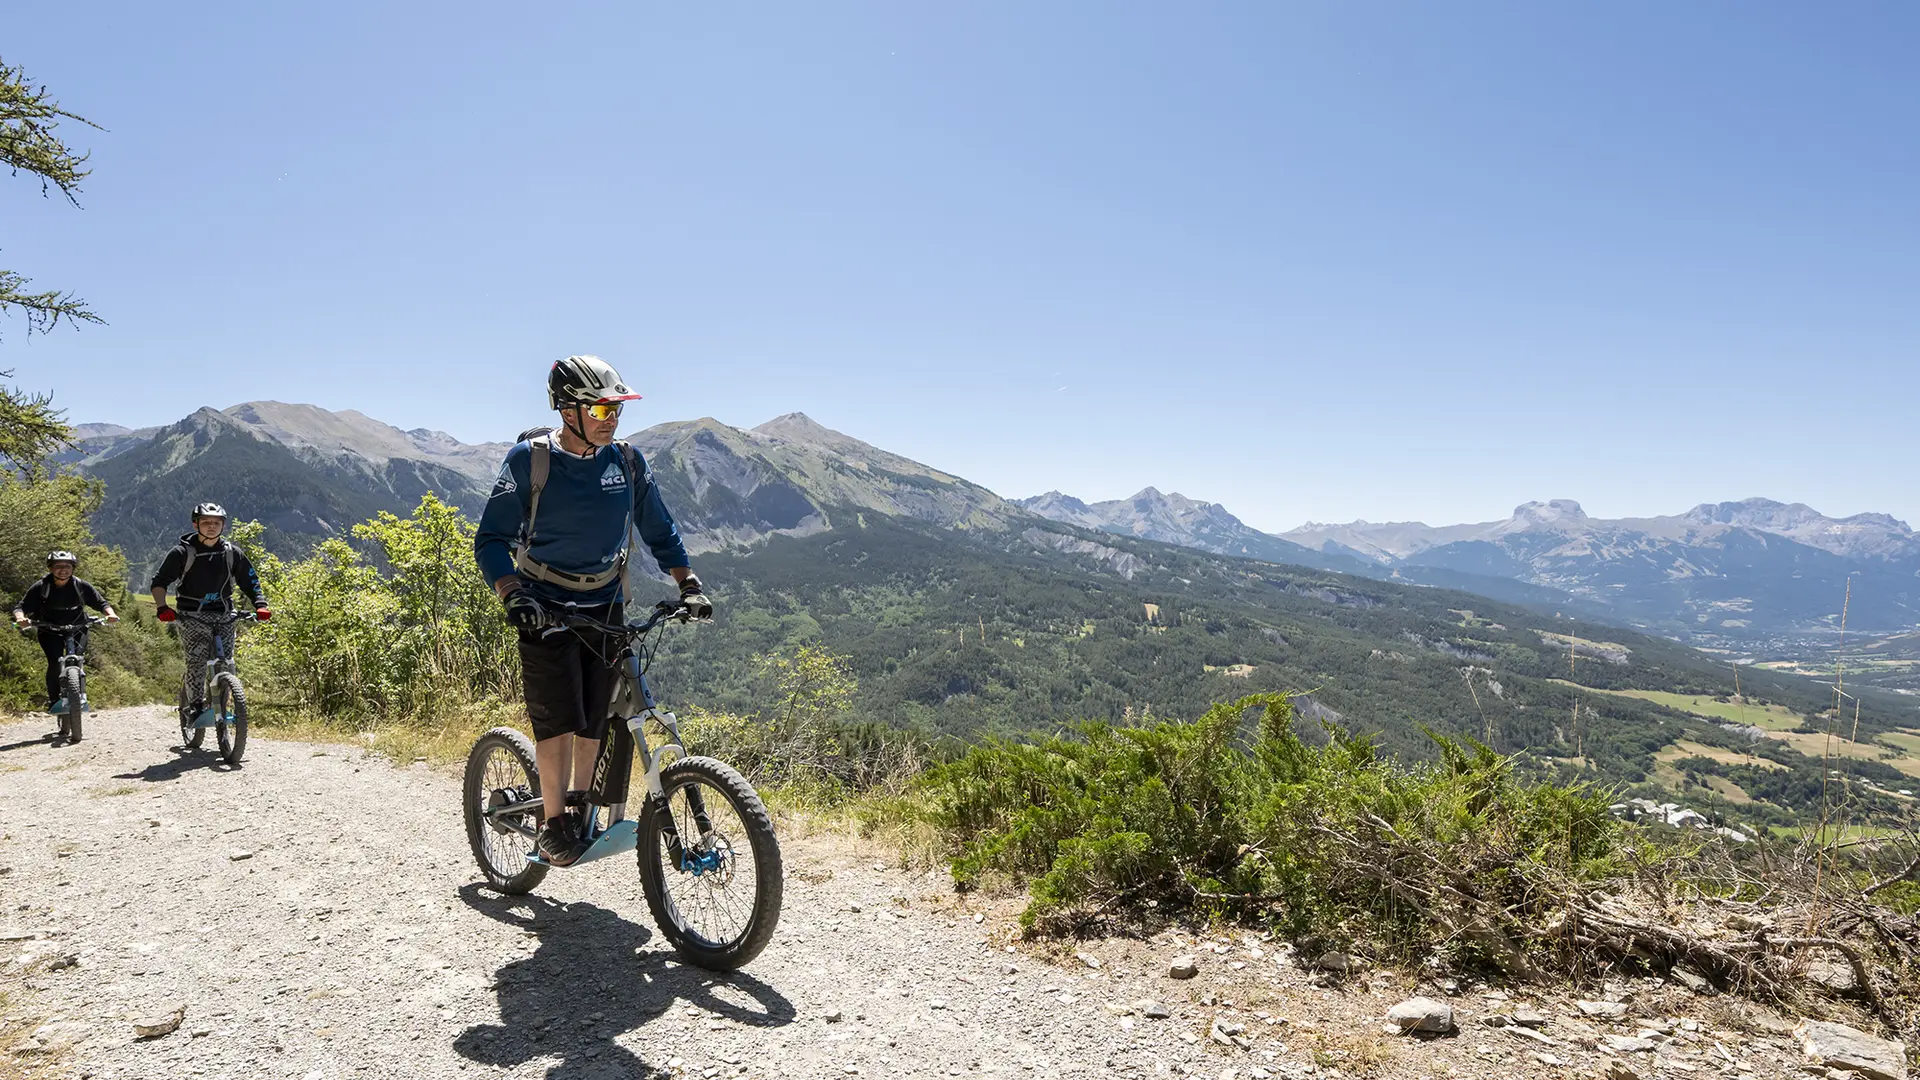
[537,815,585,867]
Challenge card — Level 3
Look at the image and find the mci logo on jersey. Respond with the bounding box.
[600,461,629,492]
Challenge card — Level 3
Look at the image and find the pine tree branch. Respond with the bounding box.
[0,369,73,471]
[0,270,101,336]
[1,56,102,204]
[1,56,104,340]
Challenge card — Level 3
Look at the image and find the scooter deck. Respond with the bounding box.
[525,820,640,867]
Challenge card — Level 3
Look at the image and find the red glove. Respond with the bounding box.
[156,606,177,623]
[254,607,271,622]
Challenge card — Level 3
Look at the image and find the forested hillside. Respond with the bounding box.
[639,512,1920,829]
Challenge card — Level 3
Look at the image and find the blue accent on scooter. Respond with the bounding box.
[192,705,233,729]
[50,695,88,715]
[682,846,724,876]
[525,819,640,868]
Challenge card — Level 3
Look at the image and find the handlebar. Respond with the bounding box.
[18,615,113,634]
[540,599,694,638]
[175,609,261,626]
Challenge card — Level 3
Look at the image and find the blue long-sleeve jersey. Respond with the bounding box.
[474,438,690,606]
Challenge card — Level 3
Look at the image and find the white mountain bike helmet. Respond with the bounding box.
[548,355,643,409]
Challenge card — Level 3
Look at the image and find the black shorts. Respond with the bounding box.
[518,602,624,743]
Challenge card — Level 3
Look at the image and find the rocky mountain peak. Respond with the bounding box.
[752,412,840,442]
[1511,499,1588,525]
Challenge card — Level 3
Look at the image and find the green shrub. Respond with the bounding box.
[236,495,518,727]
[0,467,178,711]
[680,643,933,802]
[927,692,1630,964]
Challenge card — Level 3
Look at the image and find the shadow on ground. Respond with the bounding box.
[0,729,64,753]
[454,883,796,1080]
[110,746,238,782]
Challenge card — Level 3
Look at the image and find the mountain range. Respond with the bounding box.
[63,403,1920,642]
[1020,490,1920,641]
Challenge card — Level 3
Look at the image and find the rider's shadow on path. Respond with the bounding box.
[0,730,65,753]
[111,746,237,783]
[454,883,796,1080]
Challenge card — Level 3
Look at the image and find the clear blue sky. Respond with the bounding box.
[7,3,1917,532]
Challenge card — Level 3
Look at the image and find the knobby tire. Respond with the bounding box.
[180,685,204,750]
[61,666,83,744]
[637,756,783,971]
[216,673,248,765]
[463,728,549,895]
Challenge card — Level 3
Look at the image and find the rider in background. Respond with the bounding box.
[13,551,118,712]
[474,355,712,867]
[148,503,270,719]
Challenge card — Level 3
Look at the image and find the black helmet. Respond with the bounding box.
[47,550,77,567]
[192,502,227,521]
[548,355,642,410]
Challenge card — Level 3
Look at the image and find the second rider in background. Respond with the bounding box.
[149,502,270,721]
[473,355,712,867]
[13,551,118,712]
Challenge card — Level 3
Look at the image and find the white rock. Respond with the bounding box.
[1386,997,1455,1035]
[133,1004,186,1039]
[1804,959,1857,993]
[29,1020,86,1050]
[1798,1020,1908,1080]
[1578,1000,1631,1019]
[1169,955,1200,979]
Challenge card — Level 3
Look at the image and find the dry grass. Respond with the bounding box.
[253,700,527,768]
[1771,730,1920,779]
[86,784,140,797]
[254,702,946,864]
[1879,731,1920,758]
[0,986,64,1080]
[1305,1027,1401,1076]
[1555,682,1803,730]
[1656,739,1787,771]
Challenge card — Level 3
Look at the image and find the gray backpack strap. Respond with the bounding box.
[175,539,197,587]
[620,440,643,489]
[524,434,552,544]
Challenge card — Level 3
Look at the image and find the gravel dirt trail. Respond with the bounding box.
[0,708,1857,1080]
[0,707,1198,1080]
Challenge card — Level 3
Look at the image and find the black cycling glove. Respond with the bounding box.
[678,575,713,621]
[503,588,546,630]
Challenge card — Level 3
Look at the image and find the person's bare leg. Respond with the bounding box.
[569,739,601,796]
[535,735,574,822]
